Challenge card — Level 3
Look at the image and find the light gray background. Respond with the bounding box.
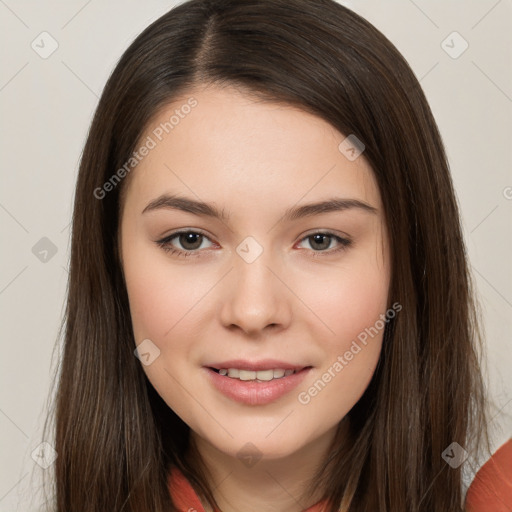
[1,1,511,510]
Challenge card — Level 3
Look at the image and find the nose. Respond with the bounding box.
[219,249,292,337]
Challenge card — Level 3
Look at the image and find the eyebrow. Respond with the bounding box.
[141,194,378,221]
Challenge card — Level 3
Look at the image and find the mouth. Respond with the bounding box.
[205,358,312,381]
[208,366,310,382]
[203,363,313,405]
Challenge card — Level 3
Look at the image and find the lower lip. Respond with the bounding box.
[203,367,312,406]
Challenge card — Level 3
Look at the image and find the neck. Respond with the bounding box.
[187,420,350,512]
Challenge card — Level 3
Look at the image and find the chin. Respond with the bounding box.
[199,425,316,463]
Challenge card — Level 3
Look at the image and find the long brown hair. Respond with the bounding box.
[42,0,490,510]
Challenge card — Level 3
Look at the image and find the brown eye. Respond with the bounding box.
[156,230,214,257]
[308,234,332,251]
[177,232,203,250]
[297,231,352,257]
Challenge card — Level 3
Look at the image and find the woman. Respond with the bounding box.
[43,0,510,510]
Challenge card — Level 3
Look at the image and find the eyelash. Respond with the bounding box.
[156,230,352,259]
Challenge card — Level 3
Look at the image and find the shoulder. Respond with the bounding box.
[465,438,512,511]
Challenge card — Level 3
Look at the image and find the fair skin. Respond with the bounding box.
[119,84,391,512]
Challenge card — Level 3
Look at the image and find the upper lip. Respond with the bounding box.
[205,359,311,371]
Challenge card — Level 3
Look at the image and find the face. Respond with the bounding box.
[119,84,391,463]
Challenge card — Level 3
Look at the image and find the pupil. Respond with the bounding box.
[311,234,329,250]
[180,232,202,250]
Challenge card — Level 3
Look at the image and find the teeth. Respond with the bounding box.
[217,368,298,381]
[239,370,256,381]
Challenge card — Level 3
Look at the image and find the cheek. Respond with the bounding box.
[302,248,390,349]
[122,237,211,346]
[122,247,210,422]
[123,265,171,344]
[294,248,389,412]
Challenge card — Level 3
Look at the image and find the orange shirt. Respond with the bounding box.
[465,438,512,511]
[168,439,512,511]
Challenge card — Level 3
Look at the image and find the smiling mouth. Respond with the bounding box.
[208,366,312,382]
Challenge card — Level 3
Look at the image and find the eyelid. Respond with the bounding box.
[158,227,212,240]
[300,227,351,240]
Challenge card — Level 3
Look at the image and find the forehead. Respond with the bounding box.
[122,84,381,216]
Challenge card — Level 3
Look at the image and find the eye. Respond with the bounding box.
[296,231,352,257]
[156,229,352,259]
[156,230,215,258]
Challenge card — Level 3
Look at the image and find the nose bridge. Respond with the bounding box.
[219,239,290,334]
